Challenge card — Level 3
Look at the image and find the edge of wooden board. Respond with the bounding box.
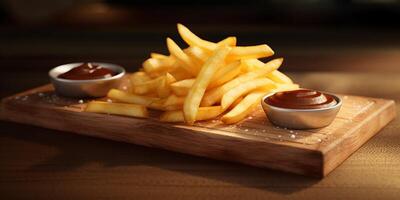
[321,99,396,177]
[0,96,323,177]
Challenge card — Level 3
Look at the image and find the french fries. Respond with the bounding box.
[201,58,283,106]
[170,78,195,96]
[228,45,274,60]
[143,57,177,75]
[177,23,236,52]
[161,106,223,122]
[150,53,169,59]
[107,89,159,106]
[184,46,231,124]
[167,38,200,75]
[209,61,241,89]
[85,23,298,124]
[221,78,275,110]
[86,101,148,118]
[221,90,266,124]
[157,73,176,98]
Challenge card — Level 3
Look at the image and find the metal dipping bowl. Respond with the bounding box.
[261,92,342,129]
[49,62,125,98]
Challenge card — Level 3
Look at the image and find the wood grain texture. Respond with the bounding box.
[0,84,396,178]
[0,72,399,200]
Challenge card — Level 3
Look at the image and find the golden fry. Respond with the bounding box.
[166,37,200,75]
[184,46,231,124]
[184,46,209,65]
[157,73,176,98]
[107,89,159,106]
[217,37,237,47]
[160,106,223,122]
[201,58,283,106]
[130,72,151,86]
[85,101,148,118]
[177,23,236,52]
[170,78,194,96]
[221,90,266,124]
[267,70,293,84]
[132,76,164,94]
[208,60,241,89]
[228,45,274,60]
[142,57,177,74]
[221,78,275,110]
[163,94,186,107]
[150,53,169,59]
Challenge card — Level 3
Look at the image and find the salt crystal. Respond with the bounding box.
[107,99,113,103]
[78,99,84,104]
[278,135,282,138]
[290,134,296,139]
[289,130,294,133]
[248,116,253,120]
[122,86,128,90]
[317,138,322,142]
[244,129,249,132]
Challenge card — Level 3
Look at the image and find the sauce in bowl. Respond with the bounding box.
[58,63,116,80]
[264,89,337,109]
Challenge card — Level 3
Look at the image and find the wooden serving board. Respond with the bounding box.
[0,84,396,178]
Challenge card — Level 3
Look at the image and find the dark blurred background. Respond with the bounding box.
[1,0,399,96]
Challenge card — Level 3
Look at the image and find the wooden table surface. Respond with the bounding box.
[1,71,399,199]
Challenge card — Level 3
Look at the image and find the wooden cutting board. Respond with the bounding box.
[0,84,396,178]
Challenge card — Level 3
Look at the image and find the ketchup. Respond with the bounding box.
[265,89,337,109]
[58,63,115,80]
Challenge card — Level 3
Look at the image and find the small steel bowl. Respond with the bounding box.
[261,91,342,129]
[49,62,125,98]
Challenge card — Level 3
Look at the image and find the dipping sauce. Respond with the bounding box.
[265,89,337,109]
[58,63,116,80]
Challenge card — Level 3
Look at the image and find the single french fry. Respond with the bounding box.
[132,76,164,94]
[267,70,293,84]
[130,72,151,86]
[177,23,236,52]
[228,45,274,60]
[164,94,186,107]
[201,58,283,106]
[221,78,275,110]
[184,46,209,65]
[172,61,240,91]
[85,101,148,118]
[157,73,176,98]
[241,59,293,84]
[107,89,159,106]
[170,78,195,96]
[142,57,177,74]
[150,52,169,59]
[221,90,266,124]
[184,46,231,124]
[169,67,193,81]
[160,106,223,122]
[208,61,241,89]
[148,99,182,111]
[166,38,200,75]
[217,37,237,47]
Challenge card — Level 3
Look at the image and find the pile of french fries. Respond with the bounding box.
[86,24,299,124]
